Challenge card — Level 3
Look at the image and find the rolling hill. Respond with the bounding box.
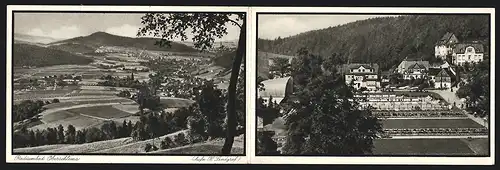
[14,33,62,45]
[13,44,94,67]
[50,32,199,53]
[257,15,490,70]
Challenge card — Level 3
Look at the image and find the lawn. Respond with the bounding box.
[67,105,132,119]
[381,119,484,129]
[372,138,476,155]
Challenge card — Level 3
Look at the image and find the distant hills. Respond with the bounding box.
[14,33,62,45]
[13,44,93,67]
[258,15,490,70]
[49,32,199,53]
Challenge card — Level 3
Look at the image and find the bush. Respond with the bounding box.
[52,98,60,103]
[187,131,206,144]
[174,133,188,146]
[152,144,159,151]
[144,143,153,152]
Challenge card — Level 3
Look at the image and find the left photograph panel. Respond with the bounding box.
[7,6,247,163]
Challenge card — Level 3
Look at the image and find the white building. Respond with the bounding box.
[395,59,430,80]
[435,32,459,60]
[428,68,453,89]
[343,63,380,91]
[452,43,485,66]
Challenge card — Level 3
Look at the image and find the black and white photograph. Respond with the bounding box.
[8,8,246,157]
[255,13,492,157]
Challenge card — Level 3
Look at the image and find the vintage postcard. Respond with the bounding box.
[252,7,495,165]
[6,5,250,164]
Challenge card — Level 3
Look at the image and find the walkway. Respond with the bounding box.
[429,89,489,129]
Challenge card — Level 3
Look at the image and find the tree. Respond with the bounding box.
[174,133,188,146]
[270,58,291,78]
[136,86,162,114]
[197,80,226,139]
[457,60,490,118]
[257,131,279,155]
[65,125,76,144]
[138,13,246,154]
[101,121,118,140]
[56,124,65,144]
[282,50,382,155]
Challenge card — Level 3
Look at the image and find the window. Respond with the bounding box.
[467,47,473,53]
[468,55,471,60]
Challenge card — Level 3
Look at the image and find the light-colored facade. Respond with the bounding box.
[452,44,484,66]
[356,93,449,111]
[395,59,430,80]
[434,32,459,60]
[343,64,380,90]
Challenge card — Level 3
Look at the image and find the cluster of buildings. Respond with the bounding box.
[342,32,485,90]
[434,32,485,66]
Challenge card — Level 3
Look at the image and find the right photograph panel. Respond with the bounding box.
[255,13,491,156]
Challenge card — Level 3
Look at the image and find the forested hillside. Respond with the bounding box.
[13,44,94,67]
[257,15,490,70]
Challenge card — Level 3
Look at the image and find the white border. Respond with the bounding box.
[6,5,250,164]
[250,7,495,165]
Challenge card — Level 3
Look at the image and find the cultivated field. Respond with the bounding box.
[13,144,71,153]
[31,114,103,131]
[381,119,484,129]
[67,105,132,119]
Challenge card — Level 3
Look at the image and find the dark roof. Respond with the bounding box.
[398,60,430,70]
[408,63,427,69]
[342,63,379,73]
[453,43,485,53]
[436,32,458,45]
[428,68,442,76]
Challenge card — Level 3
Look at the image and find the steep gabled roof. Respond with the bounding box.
[436,32,459,45]
[398,59,430,70]
[428,68,442,76]
[408,63,427,70]
[453,43,485,53]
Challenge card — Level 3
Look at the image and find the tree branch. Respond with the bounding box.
[227,19,242,29]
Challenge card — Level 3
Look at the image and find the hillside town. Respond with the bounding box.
[257,31,490,155]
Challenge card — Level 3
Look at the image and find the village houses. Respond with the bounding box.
[395,59,430,80]
[342,63,381,91]
[452,43,485,66]
[434,32,459,60]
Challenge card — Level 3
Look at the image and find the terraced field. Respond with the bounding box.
[43,98,133,109]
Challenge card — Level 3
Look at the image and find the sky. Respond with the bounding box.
[14,13,241,42]
[258,14,400,39]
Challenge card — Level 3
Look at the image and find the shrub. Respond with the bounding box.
[187,131,206,144]
[152,144,159,151]
[163,136,176,148]
[52,98,60,103]
[174,133,188,146]
[160,141,167,149]
[144,143,153,152]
